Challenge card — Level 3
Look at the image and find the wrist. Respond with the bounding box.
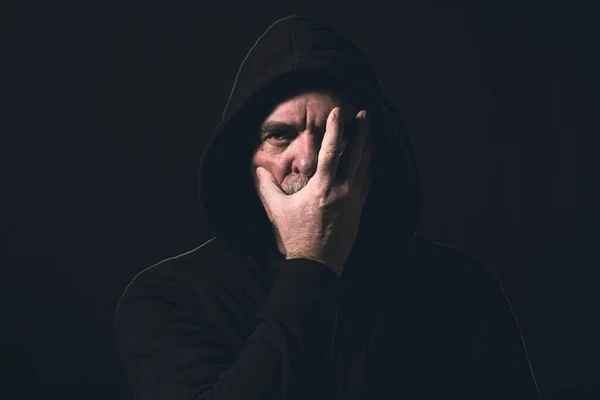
[285,253,343,276]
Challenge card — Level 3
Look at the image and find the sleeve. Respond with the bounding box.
[472,274,541,400]
[113,258,342,400]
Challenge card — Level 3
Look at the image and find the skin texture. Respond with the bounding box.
[251,91,373,275]
[252,91,358,195]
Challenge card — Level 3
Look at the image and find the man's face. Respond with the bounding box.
[251,91,359,195]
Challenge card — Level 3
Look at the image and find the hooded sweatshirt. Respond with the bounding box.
[114,15,540,400]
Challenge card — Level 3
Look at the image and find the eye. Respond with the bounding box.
[265,129,295,143]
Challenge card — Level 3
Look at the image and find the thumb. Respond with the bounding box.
[255,166,283,205]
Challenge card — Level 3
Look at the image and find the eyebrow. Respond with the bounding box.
[259,121,303,136]
[259,116,358,137]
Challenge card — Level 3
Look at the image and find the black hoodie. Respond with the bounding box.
[114,15,540,400]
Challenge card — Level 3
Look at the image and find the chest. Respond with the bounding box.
[210,286,477,400]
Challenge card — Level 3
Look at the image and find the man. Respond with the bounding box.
[114,15,540,400]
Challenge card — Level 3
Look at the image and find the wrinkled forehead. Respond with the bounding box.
[262,90,358,125]
[239,73,372,148]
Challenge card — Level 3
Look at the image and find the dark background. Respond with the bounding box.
[3,1,599,399]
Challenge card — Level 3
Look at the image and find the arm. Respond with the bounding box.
[114,258,342,400]
[473,275,541,400]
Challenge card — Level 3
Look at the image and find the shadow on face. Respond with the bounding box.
[250,90,360,195]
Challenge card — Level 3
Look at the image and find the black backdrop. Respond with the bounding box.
[3,1,599,399]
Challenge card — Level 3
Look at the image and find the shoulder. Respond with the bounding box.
[113,238,267,335]
[112,238,244,365]
[118,237,230,295]
[114,238,237,320]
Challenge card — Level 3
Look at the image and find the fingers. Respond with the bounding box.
[316,107,345,183]
[254,166,283,220]
[343,110,370,183]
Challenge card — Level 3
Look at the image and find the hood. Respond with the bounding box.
[198,15,421,280]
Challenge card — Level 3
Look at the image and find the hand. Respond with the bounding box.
[254,107,373,276]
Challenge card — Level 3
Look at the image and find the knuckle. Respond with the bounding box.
[338,182,350,197]
[324,149,342,158]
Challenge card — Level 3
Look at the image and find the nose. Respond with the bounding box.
[291,131,319,177]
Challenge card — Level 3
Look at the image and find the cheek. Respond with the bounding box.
[251,148,286,180]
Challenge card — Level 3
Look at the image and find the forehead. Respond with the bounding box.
[263,90,357,122]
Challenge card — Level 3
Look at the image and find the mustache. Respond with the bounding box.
[282,175,310,195]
